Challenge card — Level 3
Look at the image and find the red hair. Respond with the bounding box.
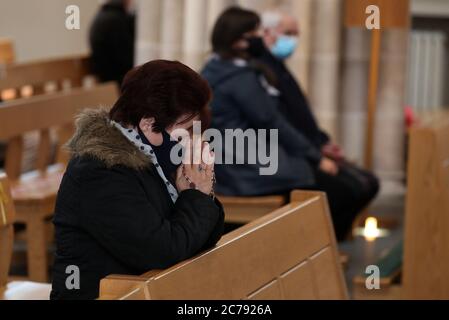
[110,60,211,132]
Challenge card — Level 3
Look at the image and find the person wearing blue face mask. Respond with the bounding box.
[258,10,380,241]
[262,11,299,61]
[271,34,298,60]
[261,10,341,159]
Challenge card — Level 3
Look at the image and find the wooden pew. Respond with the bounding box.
[0,54,91,101]
[0,54,94,173]
[99,191,348,300]
[218,195,288,224]
[0,173,51,300]
[402,112,449,299]
[0,83,119,282]
[352,111,449,300]
[0,38,15,64]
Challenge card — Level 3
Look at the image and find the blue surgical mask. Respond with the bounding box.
[271,35,298,60]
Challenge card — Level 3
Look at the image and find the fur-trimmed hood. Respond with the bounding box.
[66,109,151,170]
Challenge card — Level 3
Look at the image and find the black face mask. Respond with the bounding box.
[138,128,181,181]
[245,36,267,58]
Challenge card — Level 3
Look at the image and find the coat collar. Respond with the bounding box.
[66,109,151,170]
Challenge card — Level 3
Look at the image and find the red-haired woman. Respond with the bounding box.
[51,60,224,300]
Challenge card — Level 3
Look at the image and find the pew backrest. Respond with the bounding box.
[100,191,349,300]
[0,38,15,64]
[0,54,91,100]
[403,112,449,299]
[0,174,15,292]
[0,83,119,179]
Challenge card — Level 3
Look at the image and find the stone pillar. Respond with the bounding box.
[308,0,342,141]
[182,0,209,71]
[135,0,162,65]
[340,28,371,165]
[206,0,236,52]
[373,30,408,190]
[160,0,184,61]
[207,0,236,30]
[287,0,313,94]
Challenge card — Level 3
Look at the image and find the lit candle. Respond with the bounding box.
[20,85,34,98]
[1,88,17,101]
[363,217,380,242]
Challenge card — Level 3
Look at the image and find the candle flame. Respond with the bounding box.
[1,89,17,101]
[364,217,380,241]
[20,85,34,98]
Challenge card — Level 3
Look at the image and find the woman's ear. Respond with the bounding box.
[139,117,164,146]
[139,118,155,134]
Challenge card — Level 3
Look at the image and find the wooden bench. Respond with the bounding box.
[0,83,119,282]
[402,112,449,299]
[99,191,348,300]
[0,54,95,173]
[218,195,288,224]
[0,173,51,300]
[0,38,15,64]
[0,54,91,101]
[352,111,449,299]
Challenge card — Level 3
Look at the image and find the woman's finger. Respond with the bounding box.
[205,151,215,176]
[176,164,184,181]
[202,142,213,166]
[183,138,193,169]
[191,136,203,173]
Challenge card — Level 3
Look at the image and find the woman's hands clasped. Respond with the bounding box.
[176,141,216,196]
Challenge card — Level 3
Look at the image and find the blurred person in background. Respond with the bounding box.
[260,8,380,229]
[202,7,378,241]
[89,0,136,84]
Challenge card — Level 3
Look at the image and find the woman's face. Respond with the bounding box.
[139,114,201,147]
[232,26,264,52]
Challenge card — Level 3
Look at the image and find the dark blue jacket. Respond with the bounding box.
[201,57,321,196]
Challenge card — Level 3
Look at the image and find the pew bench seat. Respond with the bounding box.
[10,164,64,206]
[7,165,65,282]
[218,195,288,224]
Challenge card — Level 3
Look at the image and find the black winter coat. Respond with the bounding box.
[50,110,224,300]
[89,2,135,84]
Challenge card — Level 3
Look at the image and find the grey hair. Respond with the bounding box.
[261,10,283,29]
